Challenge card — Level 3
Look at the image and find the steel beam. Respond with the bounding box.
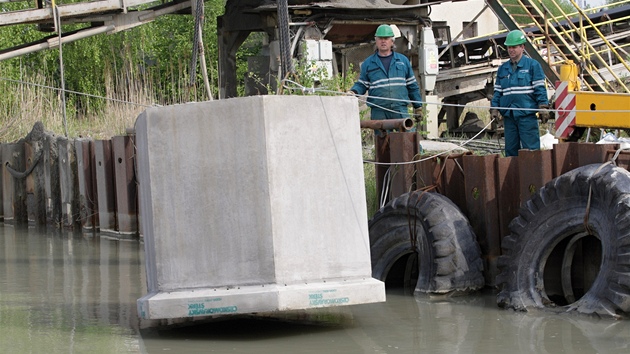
[518,149,553,207]
[112,135,138,237]
[94,140,117,234]
[463,154,500,286]
[75,138,96,233]
[59,138,78,230]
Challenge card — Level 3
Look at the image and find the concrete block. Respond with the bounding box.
[136,96,385,320]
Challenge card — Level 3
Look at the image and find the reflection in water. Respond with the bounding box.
[1,225,629,353]
[0,225,146,353]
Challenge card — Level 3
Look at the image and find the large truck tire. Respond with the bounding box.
[497,163,630,318]
[369,191,485,294]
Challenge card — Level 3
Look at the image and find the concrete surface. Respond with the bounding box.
[135,95,385,320]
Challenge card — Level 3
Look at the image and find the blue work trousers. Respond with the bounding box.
[370,107,409,120]
[504,114,540,157]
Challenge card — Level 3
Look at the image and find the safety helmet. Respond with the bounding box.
[375,24,395,38]
[504,30,526,46]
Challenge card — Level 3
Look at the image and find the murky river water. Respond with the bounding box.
[2,224,630,353]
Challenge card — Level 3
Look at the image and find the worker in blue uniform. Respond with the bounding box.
[491,30,550,157]
[349,24,423,122]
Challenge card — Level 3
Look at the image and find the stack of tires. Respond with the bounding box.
[368,163,630,319]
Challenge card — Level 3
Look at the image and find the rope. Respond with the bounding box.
[281,78,630,114]
[5,151,42,180]
[364,118,495,166]
[610,146,630,165]
[280,78,630,168]
[379,167,392,209]
[196,1,213,101]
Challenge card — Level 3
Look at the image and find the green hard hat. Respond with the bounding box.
[505,30,526,46]
[375,24,395,38]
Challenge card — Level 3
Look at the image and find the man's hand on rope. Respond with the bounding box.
[538,105,550,124]
[490,108,501,121]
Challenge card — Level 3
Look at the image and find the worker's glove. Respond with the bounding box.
[538,105,550,124]
[413,106,423,118]
[346,90,357,96]
[490,109,501,121]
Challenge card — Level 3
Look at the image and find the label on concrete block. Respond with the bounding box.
[137,278,385,320]
[308,288,350,307]
[186,298,238,317]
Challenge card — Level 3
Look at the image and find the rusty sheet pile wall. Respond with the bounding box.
[0,123,138,238]
[378,133,630,284]
[2,125,629,259]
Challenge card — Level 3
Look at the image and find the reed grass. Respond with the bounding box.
[0,65,198,142]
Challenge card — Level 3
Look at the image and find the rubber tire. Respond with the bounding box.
[369,191,485,294]
[497,163,630,318]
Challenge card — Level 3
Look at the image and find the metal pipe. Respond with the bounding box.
[360,118,414,132]
[0,25,114,61]
[289,22,315,26]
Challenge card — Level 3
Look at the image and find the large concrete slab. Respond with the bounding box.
[136,96,385,320]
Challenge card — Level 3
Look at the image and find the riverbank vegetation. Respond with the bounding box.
[0,0,230,142]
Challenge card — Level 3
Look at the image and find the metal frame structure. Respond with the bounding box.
[0,0,193,61]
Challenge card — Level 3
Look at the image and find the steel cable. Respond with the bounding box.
[277,0,294,77]
[189,0,203,86]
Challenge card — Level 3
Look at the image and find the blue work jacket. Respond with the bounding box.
[351,51,422,113]
[491,56,548,119]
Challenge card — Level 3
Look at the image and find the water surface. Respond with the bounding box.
[1,225,629,353]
